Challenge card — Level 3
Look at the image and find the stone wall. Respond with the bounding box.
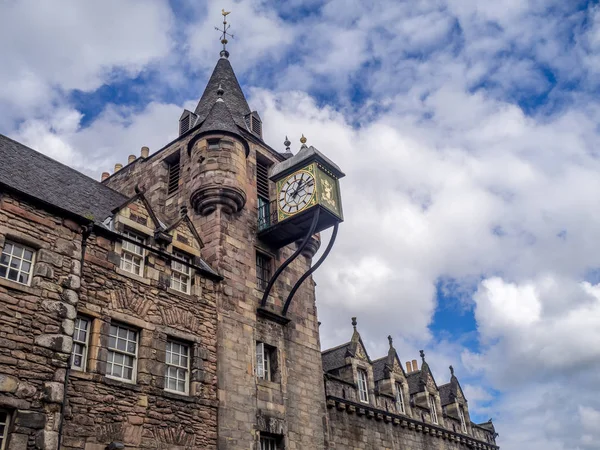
[325,376,498,450]
[62,228,219,449]
[0,193,84,450]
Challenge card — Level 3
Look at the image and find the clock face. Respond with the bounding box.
[278,171,316,214]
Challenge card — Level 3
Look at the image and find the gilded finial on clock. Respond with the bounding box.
[300,134,307,144]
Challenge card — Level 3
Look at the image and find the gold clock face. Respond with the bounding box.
[278,171,316,214]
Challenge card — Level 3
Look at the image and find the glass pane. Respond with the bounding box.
[124,367,133,380]
[21,261,31,273]
[9,258,19,269]
[19,273,29,284]
[108,336,116,349]
[0,253,9,265]
[114,353,124,365]
[128,330,136,341]
[0,267,5,278]
[12,245,23,258]
[177,380,185,392]
[8,269,18,281]
[109,325,117,336]
[124,355,134,368]
[117,339,127,351]
[3,243,12,254]
[111,364,122,378]
[73,354,82,368]
[23,249,34,261]
[118,327,128,338]
[127,342,136,353]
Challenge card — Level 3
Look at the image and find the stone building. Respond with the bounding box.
[0,44,498,449]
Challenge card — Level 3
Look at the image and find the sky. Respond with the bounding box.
[1,0,600,448]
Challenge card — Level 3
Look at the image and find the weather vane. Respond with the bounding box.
[215,9,234,58]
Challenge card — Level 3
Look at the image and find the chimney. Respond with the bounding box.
[114,163,123,172]
[128,154,136,164]
[412,359,418,372]
[406,362,412,373]
[141,146,149,158]
[101,172,110,181]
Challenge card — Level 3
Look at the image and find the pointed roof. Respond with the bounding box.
[194,57,251,130]
[197,99,240,136]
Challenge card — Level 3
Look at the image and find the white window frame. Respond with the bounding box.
[259,435,278,450]
[0,240,35,286]
[71,316,91,371]
[120,229,145,276]
[0,409,9,450]
[357,368,369,403]
[395,382,405,414]
[106,323,138,383]
[165,339,190,395]
[170,251,192,294]
[256,342,273,382]
[429,394,439,424]
[459,406,468,433]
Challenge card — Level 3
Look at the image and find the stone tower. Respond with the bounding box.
[105,50,328,449]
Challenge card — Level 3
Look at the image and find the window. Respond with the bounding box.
[165,339,190,394]
[395,382,405,414]
[171,251,192,294]
[357,369,369,403]
[459,407,467,433]
[107,323,138,382]
[120,229,145,276]
[0,241,34,285]
[71,317,90,371]
[429,394,438,424]
[0,410,9,450]
[257,159,271,230]
[167,153,181,195]
[256,342,276,382]
[179,115,190,136]
[259,435,279,450]
[256,252,271,291]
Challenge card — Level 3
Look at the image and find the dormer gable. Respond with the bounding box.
[349,317,371,363]
[179,109,198,136]
[164,207,204,258]
[110,189,162,237]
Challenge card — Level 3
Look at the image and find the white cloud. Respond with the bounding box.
[1,2,600,449]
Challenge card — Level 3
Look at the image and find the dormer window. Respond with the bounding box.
[357,369,369,403]
[459,406,467,433]
[179,111,197,136]
[429,394,438,424]
[395,382,405,414]
[245,111,262,138]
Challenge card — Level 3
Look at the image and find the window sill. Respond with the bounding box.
[163,389,195,403]
[116,268,151,285]
[167,287,195,300]
[70,370,95,381]
[257,378,281,390]
[104,376,142,391]
[0,277,40,295]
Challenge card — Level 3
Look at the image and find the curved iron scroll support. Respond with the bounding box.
[260,208,321,308]
[282,222,339,316]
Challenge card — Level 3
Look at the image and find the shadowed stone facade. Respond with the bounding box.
[0,48,499,450]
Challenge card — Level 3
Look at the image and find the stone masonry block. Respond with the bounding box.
[41,300,76,319]
[42,382,64,404]
[35,429,58,450]
[15,410,46,429]
[34,334,72,354]
[0,374,18,393]
[36,249,64,267]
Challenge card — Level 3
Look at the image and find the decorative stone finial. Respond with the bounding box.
[300,134,307,144]
[217,83,224,97]
[351,317,357,330]
[420,350,425,363]
[388,335,393,348]
[449,365,454,376]
[284,136,291,151]
[180,205,188,218]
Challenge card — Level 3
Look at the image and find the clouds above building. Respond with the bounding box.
[1,1,599,449]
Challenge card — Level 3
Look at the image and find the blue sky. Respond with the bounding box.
[2,1,600,448]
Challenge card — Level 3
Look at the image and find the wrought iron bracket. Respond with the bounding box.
[259,208,321,308]
[282,223,339,316]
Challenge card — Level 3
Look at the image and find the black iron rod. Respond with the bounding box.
[282,223,339,316]
[260,208,320,308]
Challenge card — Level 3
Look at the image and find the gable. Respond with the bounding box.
[391,358,406,381]
[114,198,157,235]
[169,219,203,257]
[354,340,369,362]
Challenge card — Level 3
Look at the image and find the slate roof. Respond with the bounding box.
[0,134,126,224]
[439,383,453,406]
[198,99,241,137]
[407,371,423,394]
[322,342,351,373]
[194,57,251,130]
[270,144,345,181]
[372,358,387,382]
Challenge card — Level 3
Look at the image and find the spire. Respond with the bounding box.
[194,58,251,130]
[215,9,234,59]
